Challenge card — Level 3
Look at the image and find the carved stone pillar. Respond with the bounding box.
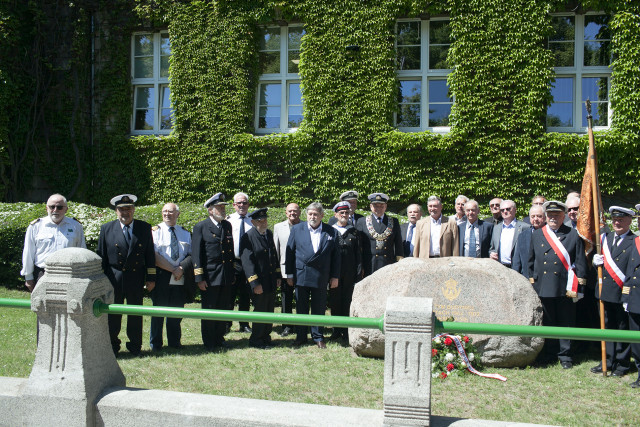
[383,297,433,426]
[23,248,125,426]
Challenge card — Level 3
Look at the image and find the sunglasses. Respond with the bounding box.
[48,205,66,210]
[567,207,579,212]
[234,201,248,205]
[500,207,513,212]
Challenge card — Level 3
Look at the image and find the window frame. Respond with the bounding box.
[395,18,453,133]
[130,31,173,135]
[548,12,611,133]
[255,25,305,134]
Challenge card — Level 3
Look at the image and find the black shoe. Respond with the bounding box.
[631,379,640,388]
[611,370,627,378]
[561,361,573,369]
[293,339,308,347]
[328,332,342,341]
[590,364,603,374]
[150,346,163,352]
[239,326,252,333]
[280,327,292,337]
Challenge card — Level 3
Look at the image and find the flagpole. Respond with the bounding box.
[585,99,607,377]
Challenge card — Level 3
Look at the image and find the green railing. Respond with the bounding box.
[3,297,640,343]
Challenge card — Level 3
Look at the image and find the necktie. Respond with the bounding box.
[408,224,415,253]
[170,226,179,261]
[240,216,246,239]
[468,224,477,258]
[614,234,620,247]
[378,216,382,224]
[123,224,131,246]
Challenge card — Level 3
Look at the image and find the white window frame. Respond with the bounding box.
[255,25,304,134]
[131,31,172,135]
[395,18,453,133]
[548,12,611,133]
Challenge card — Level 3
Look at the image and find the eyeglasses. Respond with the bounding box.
[500,207,513,212]
[48,205,66,210]
[567,207,579,212]
[234,201,248,205]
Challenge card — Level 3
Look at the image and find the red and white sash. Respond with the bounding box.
[601,233,625,289]
[542,225,579,294]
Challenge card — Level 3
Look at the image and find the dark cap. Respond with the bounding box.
[204,193,228,208]
[543,200,567,213]
[340,191,359,201]
[110,194,137,209]
[249,208,268,220]
[368,193,389,204]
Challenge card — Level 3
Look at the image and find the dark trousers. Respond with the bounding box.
[574,288,600,354]
[628,312,640,378]
[598,300,631,372]
[150,270,185,349]
[540,296,575,362]
[295,285,328,342]
[233,263,253,328]
[329,277,355,338]
[201,284,230,349]
[281,278,295,329]
[250,290,276,346]
[109,287,143,354]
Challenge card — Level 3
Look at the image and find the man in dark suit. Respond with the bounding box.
[97,194,156,356]
[192,193,235,351]
[622,206,640,388]
[490,200,530,268]
[522,195,546,225]
[328,190,363,226]
[329,201,362,341]
[512,205,545,277]
[590,206,636,376]
[528,201,587,369]
[286,202,341,348]
[401,204,422,257]
[240,208,281,349]
[486,198,503,225]
[356,193,404,277]
[149,203,194,351]
[458,200,493,258]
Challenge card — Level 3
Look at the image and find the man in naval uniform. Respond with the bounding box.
[97,194,156,356]
[192,193,235,351]
[527,200,587,369]
[328,190,363,226]
[21,193,86,291]
[356,193,403,278]
[621,202,640,388]
[590,206,636,376]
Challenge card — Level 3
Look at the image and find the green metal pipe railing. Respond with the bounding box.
[4,297,640,343]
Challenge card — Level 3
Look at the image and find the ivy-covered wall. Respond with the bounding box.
[2,1,640,212]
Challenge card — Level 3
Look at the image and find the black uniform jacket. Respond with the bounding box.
[356,214,403,277]
[192,218,234,287]
[622,236,640,314]
[527,224,587,298]
[596,231,636,303]
[240,228,280,293]
[97,219,156,296]
[335,225,362,282]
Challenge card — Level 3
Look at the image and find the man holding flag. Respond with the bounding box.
[590,206,636,377]
[528,201,588,369]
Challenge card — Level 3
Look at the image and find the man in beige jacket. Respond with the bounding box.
[414,195,459,258]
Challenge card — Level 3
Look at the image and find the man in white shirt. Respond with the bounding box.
[273,203,301,336]
[226,192,254,333]
[413,195,459,259]
[21,193,86,291]
[149,203,193,351]
[489,200,529,268]
[450,195,468,225]
[457,200,493,258]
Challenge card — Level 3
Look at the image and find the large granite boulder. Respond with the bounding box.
[349,257,544,367]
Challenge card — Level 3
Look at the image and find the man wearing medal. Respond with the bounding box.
[527,200,587,369]
[356,193,403,277]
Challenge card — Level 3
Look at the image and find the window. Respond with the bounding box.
[256,26,305,133]
[131,32,173,134]
[395,19,453,132]
[547,13,611,131]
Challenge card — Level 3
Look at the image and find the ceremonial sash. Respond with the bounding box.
[601,233,625,289]
[434,333,507,382]
[542,225,579,294]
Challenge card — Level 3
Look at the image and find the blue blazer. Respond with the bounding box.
[285,222,341,288]
[512,227,534,278]
[458,219,493,258]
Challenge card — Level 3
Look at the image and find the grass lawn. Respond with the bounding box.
[1,287,639,425]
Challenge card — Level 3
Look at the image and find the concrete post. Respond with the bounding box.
[383,297,433,426]
[22,248,125,426]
